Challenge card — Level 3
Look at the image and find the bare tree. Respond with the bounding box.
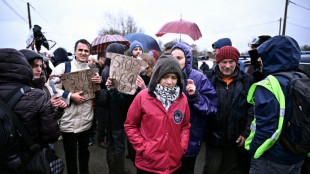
[98,12,144,36]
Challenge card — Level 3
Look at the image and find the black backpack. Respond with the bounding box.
[0,86,31,169]
[274,71,310,155]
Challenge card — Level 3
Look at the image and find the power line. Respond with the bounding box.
[28,3,74,43]
[212,20,279,33]
[1,0,28,24]
[28,3,57,30]
[289,1,310,11]
[288,22,310,30]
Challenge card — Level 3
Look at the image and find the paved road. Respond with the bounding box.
[54,138,206,174]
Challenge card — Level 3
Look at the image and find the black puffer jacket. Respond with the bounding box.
[206,65,254,147]
[0,48,60,145]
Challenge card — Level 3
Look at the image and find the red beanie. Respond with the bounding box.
[216,46,240,63]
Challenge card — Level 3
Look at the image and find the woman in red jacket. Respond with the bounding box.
[124,53,191,174]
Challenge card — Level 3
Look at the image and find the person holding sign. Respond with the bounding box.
[171,42,218,174]
[101,43,137,174]
[49,39,101,174]
[124,53,191,173]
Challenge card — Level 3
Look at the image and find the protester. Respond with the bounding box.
[212,38,232,55]
[129,40,143,58]
[124,53,191,173]
[203,46,254,174]
[96,53,106,75]
[164,41,176,53]
[211,38,246,72]
[247,35,271,82]
[49,39,101,174]
[137,53,155,89]
[245,35,306,174]
[148,49,159,63]
[19,49,67,109]
[199,56,209,75]
[88,55,97,68]
[101,43,134,174]
[87,54,99,146]
[51,47,71,67]
[171,42,217,174]
[0,48,60,173]
[93,52,107,148]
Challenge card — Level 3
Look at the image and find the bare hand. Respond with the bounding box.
[50,95,67,108]
[186,79,196,95]
[105,77,112,87]
[70,91,85,104]
[136,76,146,89]
[236,135,246,147]
[91,74,101,84]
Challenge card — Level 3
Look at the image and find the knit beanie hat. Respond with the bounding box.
[148,53,184,97]
[216,46,240,63]
[129,40,144,53]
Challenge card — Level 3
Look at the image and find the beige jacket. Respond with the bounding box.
[49,58,93,133]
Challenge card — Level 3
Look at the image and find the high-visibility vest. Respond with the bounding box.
[244,75,286,159]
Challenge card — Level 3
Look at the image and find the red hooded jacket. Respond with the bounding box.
[125,89,190,174]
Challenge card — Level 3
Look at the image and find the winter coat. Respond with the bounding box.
[125,89,190,174]
[207,65,253,146]
[100,43,134,130]
[171,42,217,157]
[249,35,306,164]
[200,62,209,75]
[50,58,93,133]
[0,48,60,144]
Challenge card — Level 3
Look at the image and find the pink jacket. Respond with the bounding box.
[124,89,190,174]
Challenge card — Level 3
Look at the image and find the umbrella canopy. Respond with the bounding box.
[155,19,202,41]
[91,34,130,55]
[124,33,161,51]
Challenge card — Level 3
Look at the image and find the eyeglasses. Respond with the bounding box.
[77,49,89,53]
[213,46,218,50]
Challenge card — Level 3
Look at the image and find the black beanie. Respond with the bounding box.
[148,53,184,97]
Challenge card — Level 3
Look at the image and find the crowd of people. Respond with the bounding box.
[0,34,309,174]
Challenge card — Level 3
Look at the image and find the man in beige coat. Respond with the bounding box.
[50,39,101,174]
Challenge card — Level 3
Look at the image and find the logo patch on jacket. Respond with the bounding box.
[173,110,183,124]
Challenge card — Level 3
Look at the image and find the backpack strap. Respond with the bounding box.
[273,71,308,80]
[5,86,31,108]
[0,86,40,152]
[64,61,71,73]
[245,75,286,159]
[62,61,71,98]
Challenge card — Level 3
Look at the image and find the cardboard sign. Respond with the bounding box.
[107,53,148,95]
[61,68,101,100]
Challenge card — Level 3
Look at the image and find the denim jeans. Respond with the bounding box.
[249,156,304,174]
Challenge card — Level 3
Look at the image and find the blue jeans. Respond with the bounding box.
[250,156,304,174]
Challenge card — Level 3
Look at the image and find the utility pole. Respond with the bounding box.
[279,18,282,35]
[282,0,289,35]
[27,2,32,29]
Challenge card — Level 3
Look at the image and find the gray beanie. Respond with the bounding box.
[148,53,184,97]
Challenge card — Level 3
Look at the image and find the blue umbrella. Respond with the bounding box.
[124,33,161,51]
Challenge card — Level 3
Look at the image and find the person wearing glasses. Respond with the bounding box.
[49,39,101,174]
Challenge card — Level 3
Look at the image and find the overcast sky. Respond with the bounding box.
[1,0,310,54]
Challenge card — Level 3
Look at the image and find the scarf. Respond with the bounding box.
[32,76,46,89]
[154,84,180,111]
